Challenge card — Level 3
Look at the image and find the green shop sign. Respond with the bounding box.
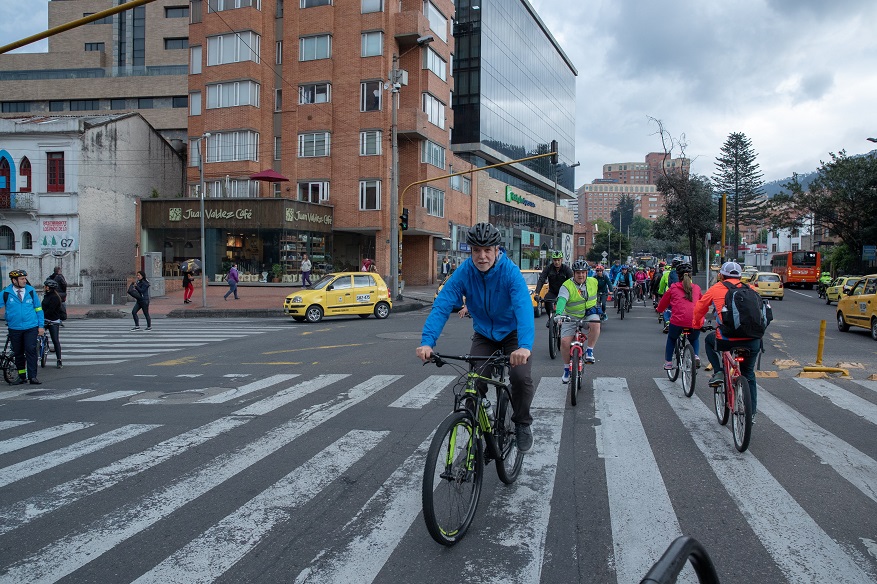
[505,186,536,208]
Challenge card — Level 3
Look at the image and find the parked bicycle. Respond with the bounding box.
[702,325,754,452]
[421,352,524,546]
[555,315,591,406]
[1,335,17,384]
[666,327,697,397]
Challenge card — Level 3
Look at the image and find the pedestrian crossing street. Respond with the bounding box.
[1,372,876,583]
[41,320,271,366]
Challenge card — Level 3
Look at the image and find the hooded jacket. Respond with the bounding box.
[422,252,534,350]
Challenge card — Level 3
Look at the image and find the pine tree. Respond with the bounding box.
[713,132,765,259]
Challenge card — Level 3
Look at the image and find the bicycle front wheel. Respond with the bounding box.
[495,386,524,484]
[3,357,16,384]
[666,343,680,382]
[570,351,581,406]
[39,339,47,368]
[713,380,730,425]
[548,317,558,360]
[732,377,753,452]
[422,411,483,546]
[681,344,696,397]
[619,300,625,320]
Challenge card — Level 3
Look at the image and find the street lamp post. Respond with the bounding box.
[197,133,210,308]
[389,35,433,302]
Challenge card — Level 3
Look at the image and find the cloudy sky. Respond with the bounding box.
[3,0,876,186]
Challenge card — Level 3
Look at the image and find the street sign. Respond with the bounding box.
[863,245,876,261]
[601,251,608,258]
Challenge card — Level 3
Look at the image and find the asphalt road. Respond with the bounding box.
[0,292,874,583]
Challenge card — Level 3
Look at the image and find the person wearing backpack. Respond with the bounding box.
[693,261,767,418]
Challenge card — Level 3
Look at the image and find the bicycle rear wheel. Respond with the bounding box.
[495,386,524,484]
[619,299,625,320]
[666,343,680,382]
[732,377,753,452]
[3,356,17,384]
[422,411,483,546]
[569,351,581,406]
[548,317,558,360]
[39,338,47,368]
[713,381,730,425]
[681,344,696,397]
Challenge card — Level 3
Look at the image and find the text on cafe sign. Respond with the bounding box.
[169,208,253,221]
[505,186,535,207]
[285,209,333,225]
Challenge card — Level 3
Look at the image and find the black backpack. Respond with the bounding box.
[718,281,771,339]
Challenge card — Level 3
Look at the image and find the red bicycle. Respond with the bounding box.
[702,325,753,452]
[555,315,590,406]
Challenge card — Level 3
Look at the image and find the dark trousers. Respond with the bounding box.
[302,271,311,286]
[9,326,38,380]
[704,332,761,412]
[132,300,151,327]
[224,281,239,299]
[46,322,62,361]
[470,331,535,425]
[665,324,700,362]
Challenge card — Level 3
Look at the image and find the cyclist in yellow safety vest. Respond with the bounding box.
[554,260,602,383]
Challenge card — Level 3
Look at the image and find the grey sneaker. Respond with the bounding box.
[515,424,533,452]
[709,371,724,387]
[131,326,141,331]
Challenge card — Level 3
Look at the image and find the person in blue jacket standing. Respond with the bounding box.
[416,222,536,452]
[3,269,45,385]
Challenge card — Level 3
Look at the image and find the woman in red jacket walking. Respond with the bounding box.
[656,262,702,370]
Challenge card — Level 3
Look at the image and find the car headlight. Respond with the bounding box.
[291,296,303,303]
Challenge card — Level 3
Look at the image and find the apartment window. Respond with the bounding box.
[172,96,188,108]
[301,0,330,6]
[206,131,259,162]
[1,102,30,113]
[425,1,447,42]
[208,0,261,12]
[424,47,446,80]
[299,82,330,104]
[359,180,381,210]
[421,140,445,169]
[362,0,382,12]
[361,31,382,57]
[110,98,126,110]
[422,93,445,128]
[206,80,260,108]
[189,92,201,115]
[462,176,471,195]
[84,12,113,24]
[18,157,31,193]
[578,237,585,245]
[359,130,382,155]
[49,101,65,112]
[164,37,188,49]
[298,181,329,203]
[191,0,203,22]
[207,31,261,65]
[0,226,13,251]
[275,41,282,64]
[421,185,444,217]
[361,81,381,111]
[209,178,257,198]
[84,42,105,52]
[274,137,281,160]
[190,45,202,74]
[299,34,330,61]
[138,98,154,109]
[165,6,189,17]
[298,132,330,157]
[47,152,65,193]
[70,99,100,111]
[21,232,32,250]
[274,89,282,111]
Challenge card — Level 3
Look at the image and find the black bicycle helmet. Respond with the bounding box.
[466,222,502,247]
[572,260,589,272]
[676,262,692,275]
[671,257,682,268]
[8,269,27,280]
[43,279,59,289]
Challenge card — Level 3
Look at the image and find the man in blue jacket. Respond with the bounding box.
[3,269,45,385]
[416,223,536,451]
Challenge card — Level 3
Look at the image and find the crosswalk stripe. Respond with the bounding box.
[0,391,29,400]
[0,375,396,583]
[0,424,160,488]
[196,373,300,404]
[134,430,387,584]
[0,420,32,431]
[597,378,689,584]
[851,379,877,394]
[795,378,877,425]
[293,431,435,584]
[233,374,350,416]
[758,387,877,504]
[0,417,248,536]
[657,378,871,583]
[33,388,95,401]
[79,390,146,402]
[0,422,94,455]
[388,374,455,408]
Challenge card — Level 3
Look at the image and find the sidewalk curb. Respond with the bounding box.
[81,299,429,319]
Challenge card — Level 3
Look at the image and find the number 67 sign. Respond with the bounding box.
[40,219,79,251]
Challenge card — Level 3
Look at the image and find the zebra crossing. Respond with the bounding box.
[0,371,875,583]
[41,319,271,367]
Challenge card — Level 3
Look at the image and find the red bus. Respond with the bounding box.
[770,250,821,288]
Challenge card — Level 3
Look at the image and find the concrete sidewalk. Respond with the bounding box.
[67,282,436,319]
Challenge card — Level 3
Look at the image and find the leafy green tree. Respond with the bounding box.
[655,173,716,273]
[586,220,631,264]
[713,132,766,259]
[769,150,877,272]
[609,194,637,236]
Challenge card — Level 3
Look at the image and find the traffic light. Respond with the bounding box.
[400,208,409,231]
[549,140,558,165]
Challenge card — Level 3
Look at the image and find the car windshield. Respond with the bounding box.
[309,275,335,290]
[759,274,780,282]
[521,272,539,286]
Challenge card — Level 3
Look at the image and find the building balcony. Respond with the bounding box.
[394,11,431,47]
[396,108,430,140]
[0,192,37,211]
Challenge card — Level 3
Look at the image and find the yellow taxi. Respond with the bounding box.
[825,276,861,305]
[284,272,392,322]
[836,274,877,340]
[521,269,544,317]
[740,268,759,283]
[748,271,784,300]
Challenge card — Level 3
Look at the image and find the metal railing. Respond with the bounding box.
[90,278,129,305]
[0,192,37,210]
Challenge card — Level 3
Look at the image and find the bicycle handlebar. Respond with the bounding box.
[428,352,511,368]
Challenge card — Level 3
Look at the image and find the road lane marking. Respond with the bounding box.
[196,374,300,404]
[795,378,877,425]
[233,374,352,416]
[134,430,386,584]
[0,422,93,455]
[388,374,456,409]
[657,377,871,583]
[79,391,145,402]
[0,417,248,536]
[0,420,32,431]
